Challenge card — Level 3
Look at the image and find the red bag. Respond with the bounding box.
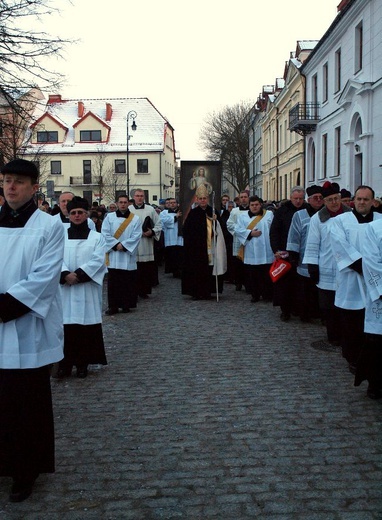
[269,258,292,283]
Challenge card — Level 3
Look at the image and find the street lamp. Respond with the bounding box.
[126,110,137,197]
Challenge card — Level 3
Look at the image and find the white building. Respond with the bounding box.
[23,95,177,206]
[292,0,382,196]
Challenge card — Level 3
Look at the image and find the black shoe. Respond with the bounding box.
[76,366,88,378]
[235,284,242,291]
[367,385,382,400]
[348,363,357,375]
[9,476,37,502]
[105,308,118,315]
[56,367,72,378]
[121,308,130,313]
[280,312,290,322]
[250,297,259,303]
[139,294,149,299]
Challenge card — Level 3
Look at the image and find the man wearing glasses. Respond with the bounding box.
[304,182,352,347]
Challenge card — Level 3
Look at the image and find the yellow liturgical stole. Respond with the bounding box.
[206,215,213,264]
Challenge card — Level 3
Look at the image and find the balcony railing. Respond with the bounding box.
[70,176,97,186]
[289,103,320,135]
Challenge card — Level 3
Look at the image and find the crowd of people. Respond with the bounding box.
[173,181,382,406]
[0,157,381,504]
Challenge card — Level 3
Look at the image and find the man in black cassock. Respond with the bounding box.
[181,185,226,300]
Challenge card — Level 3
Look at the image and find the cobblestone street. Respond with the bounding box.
[1,267,381,519]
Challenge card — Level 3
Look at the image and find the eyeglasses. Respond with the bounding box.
[69,210,86,215]
[325,196,341,203]
[310,195,323,201]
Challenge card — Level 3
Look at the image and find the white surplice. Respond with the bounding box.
[60,230,107,325]
[0,210,64,368]
[101,211,142,271]
[235,210,274,265]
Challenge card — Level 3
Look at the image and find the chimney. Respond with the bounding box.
[337,0,351,11]
[48,94,63,104]
[78,101,85,118]
[106,103,113,121]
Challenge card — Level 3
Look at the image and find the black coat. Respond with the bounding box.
[269,200,307,253]
[181,204,223,298]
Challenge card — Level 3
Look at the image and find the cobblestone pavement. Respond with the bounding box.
[1,267,382,519]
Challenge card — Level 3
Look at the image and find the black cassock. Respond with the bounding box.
[181,204,224,299]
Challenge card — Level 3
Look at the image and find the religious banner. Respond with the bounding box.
[179,161,222,230]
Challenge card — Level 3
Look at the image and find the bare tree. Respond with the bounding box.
[0,86,45,164]
[0,0,73,93]
[0,1,73,164]
[199,101,253,193]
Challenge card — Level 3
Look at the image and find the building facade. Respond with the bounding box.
[260,42,317,202]
[23,95,177,206]
[296,0,382,196]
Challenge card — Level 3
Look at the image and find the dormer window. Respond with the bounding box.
[37,131,58,143]
[80,130,101,142]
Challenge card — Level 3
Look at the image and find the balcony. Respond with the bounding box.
[70,176,97,186]
[289,103,320,136]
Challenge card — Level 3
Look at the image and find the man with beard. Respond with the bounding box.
[101,194,142,314]
[287,185,324,322]
[129,189,162,298]
[182,184,226,300]
[270,186,307,321]
[0,158,64,502]
[57,196,108,378]
[330,186,382,375]
[235,196,274,303]
[227,190,250,292]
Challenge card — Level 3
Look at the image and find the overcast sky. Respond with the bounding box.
[44,0,339,160]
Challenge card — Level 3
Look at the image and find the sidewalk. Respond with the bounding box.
[1,267,381,519]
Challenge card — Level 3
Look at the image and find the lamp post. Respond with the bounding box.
[126,110,137,197]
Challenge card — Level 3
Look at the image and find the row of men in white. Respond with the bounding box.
[226,184,382,399]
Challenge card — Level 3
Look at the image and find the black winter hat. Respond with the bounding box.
[67,196,89,213]
[1,158,39,181]
[322,182,340,198]
[306,185,323,197]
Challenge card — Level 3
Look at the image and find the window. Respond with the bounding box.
[37,131,58,143]
[335,48,341,93]
[83,160,91,184]
[115,159,126,174]
[355,22,363,73]
[116,190,126,200]
[334,127,341,177]
[50,160,61,175]
[309,143,316,182]
[312,74,319,118]
[83,191,92,207]
[279,175,282,200]
[312,74,318,104]
[322,134,328,179]
[137,159,148,174]
[80,130,101,142]
[323,62,328,103]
